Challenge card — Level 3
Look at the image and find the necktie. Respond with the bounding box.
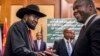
[80,25,85,33]
[28,30,34,50]
[67,40,72,56]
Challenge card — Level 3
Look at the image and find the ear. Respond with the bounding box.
[23,14,28,21]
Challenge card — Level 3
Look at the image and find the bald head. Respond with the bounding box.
[36,32,42,40]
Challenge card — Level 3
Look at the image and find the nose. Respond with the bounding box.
[34,18,38,24]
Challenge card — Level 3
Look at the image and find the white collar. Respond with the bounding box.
[84,14,96,26]
[37,40,41,42]
[64,38,70,43]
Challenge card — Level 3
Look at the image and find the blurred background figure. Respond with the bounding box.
[0,50,2,56]
[34,32,46,52]
[53,28,76,56]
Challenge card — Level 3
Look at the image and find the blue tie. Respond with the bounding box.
[67,40,72,56]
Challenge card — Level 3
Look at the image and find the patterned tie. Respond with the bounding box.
[67,40,72,56]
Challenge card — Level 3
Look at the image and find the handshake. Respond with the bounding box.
[37,48,58,56]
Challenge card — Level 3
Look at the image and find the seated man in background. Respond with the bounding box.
[53,28,76,56]
[34,32,46,52]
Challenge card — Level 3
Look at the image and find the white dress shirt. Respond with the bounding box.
[37,40,41,50]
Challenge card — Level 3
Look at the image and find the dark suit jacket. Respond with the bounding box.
[53,39,69,56]
[72,15,100,56]
[3,20,36,56]
[34,40,46,52]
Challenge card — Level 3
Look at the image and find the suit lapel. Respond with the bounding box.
[85,14,97,29]
[22,20,33,50]
[71,39,76,48]
[35,40,38,51]
[78,15,97,40]
[61,39,68,54]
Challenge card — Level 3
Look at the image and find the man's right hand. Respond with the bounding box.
[43,48,58,56]
[37,52,46,56]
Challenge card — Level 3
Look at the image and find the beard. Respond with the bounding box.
[26,21,36,30]
[77,11,90,24]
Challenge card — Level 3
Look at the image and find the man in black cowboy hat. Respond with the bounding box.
[3,4,46,56]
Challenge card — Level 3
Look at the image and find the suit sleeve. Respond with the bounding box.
[9,25,37,56]
[53,40,59,55]
[90,20,100,56]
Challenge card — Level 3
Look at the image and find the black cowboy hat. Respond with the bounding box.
[16,4,46,19]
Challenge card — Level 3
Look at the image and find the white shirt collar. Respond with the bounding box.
[84,14,96,26]
[64,38,68,43]
[64,38,70,43]
[37,40,41,42]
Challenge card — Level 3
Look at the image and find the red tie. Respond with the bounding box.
[80,25,85,33]
[28,30,34,50]
[29,30,32,39]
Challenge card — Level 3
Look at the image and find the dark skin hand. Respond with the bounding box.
[43,48,58,56]
[37,47,58,56]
